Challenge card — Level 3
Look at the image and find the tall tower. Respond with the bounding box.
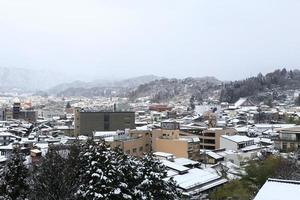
[13,102,21,119]
[74,107,81,136]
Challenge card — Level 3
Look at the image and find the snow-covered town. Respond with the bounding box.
[1,1,300,199]
[1,93,300,199]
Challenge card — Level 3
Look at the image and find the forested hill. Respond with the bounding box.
[220,69,300,103]
[129,77,221,102]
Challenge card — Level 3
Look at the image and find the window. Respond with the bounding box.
[204,139,215,144]
[133,148,137,153]
[204,145,215,150]
[139,146,143,152]
[126,150,130,154]
[282,142,287,151]
[203,132,215,137]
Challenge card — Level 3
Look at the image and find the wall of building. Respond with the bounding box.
[153,138,188,158]
[108,130,152,157]
[75,111,135,136]
[151,129,188,158]
[220,137,238,151]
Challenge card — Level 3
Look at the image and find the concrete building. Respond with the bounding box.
[181,126,237,150]
[4,108,13,121]
[107,129,152,157]
[18,110,37,123]
[74,108,135,136]
[200,128,237,150]
[220,135,254,151]
[152,121,201,160]
[274,126,300,152]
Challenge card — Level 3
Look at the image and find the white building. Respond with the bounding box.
[220,135,254,151]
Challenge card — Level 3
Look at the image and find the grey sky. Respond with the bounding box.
[0,0,299,81]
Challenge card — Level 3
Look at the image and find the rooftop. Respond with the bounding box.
[254,179,300,200]
[221,135,253,143]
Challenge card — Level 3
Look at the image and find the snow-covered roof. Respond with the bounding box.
[206,151,224,160]
[161,160,189,173]
[221,135,253,144]
[0,155,7,162]
[167,169,179,177]
[254,179,300,200]
[174,158,199,166]
[93,131,118,138]
[153,152,174,158]
[241,144,266,152]
[172,168,223,190]
[234,98,248,108]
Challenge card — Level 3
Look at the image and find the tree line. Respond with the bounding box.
[0,141,181,200]
[210,155,300,200]
[220,69,300,103]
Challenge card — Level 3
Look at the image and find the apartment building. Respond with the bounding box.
[181,126,237,150]
[105,129,152,157]
[152,121,201,160]
[200,128,237,150]
[274,126,300,152]
[74,107,135,136]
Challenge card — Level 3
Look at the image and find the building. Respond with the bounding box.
[274,126,300,152]
[220,135,254,151]
[9,102,37,122]
[152,121,201,160]
[18,110,37,122]
[4,108,13,121]
[13,102,21,119]
[0,108,5,121]
[200,128,237,150]
[233,98,256,109]
[181,126,237,150]
[254,179,300,200]
[149,104,172,112]
[74,108,135,136]
[0,132,17,146]
[107,129,152,157]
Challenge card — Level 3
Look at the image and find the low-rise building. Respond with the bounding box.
[220,135,255,151]
[274,126,300,151]
[152,121,201,160]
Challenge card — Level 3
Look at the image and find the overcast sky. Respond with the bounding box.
[0,0,299,81]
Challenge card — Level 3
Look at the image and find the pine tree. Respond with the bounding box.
[30,145,68,200]
[75,141,119,200]
[107,147,141,200]
[137,154,181,200]
[64,142,82,198]
[0,148,29,200]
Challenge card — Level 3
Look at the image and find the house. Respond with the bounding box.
[233,98,256,109]
[254,179,300,200]
[0,132,19,145]
[200,150,224,164]
[161,157,227,199]
[220,135,254,151]
[274,126,300,152]
[171,168,227,198]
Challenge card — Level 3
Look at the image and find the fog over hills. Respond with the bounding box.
[0,67,72,92]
